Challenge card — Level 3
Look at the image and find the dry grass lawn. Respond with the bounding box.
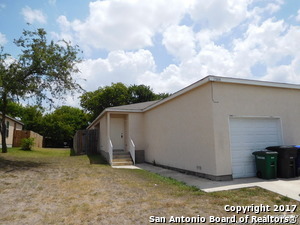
[0,148,299,225]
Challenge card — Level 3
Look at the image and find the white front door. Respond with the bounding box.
[229,117,283,178]
[110,117,125,150]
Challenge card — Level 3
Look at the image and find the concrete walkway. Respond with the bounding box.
[113,163,300,201]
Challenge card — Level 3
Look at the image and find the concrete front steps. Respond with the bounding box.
[112,150,133,166]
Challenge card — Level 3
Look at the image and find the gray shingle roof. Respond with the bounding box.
[0,113,24,125]
[107,100,159,111]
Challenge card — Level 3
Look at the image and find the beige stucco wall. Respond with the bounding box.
[211,81,300,176]
[7,120,15,146]
[87,79,300,179]
[15,123,23,131]
[0,118,23,147]
[127,113,145,151]
[99,114,107,152]
[143,83,216,176]
[91,112,145,153]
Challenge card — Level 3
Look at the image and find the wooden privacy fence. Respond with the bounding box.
[13,130,43,148]
[73,129,99,155]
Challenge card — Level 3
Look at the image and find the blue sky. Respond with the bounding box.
[1,0,300,107]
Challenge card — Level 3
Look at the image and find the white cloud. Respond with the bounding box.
[51,16,75,43]
[249,0,284,24]
[262,56,300,83]
[64,49,157,107]
[54,0,300,108]
[183,44,237,77]
[143,16,300,92]
[251,2,282,15]
[233,18,300,68]
[56,0,190,51]
[189,0,251,33]
[264,3,281,14]
[21,6,47,24]
[0,32,7,45]
[77,49,156,91]
[137,64,190,93]
[162,25,196,61]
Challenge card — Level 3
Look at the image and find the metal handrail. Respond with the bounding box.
[108,139,113,165]
[128,138,135,165]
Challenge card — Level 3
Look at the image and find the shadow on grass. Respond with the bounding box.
[87,154,108,165]
[69,148,108,165]
[0,157,45,172]
[70,148,76,156]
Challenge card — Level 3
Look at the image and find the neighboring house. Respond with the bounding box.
[0,114,24,148]
[87,76,300,180]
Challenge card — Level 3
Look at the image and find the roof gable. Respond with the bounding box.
[0,114,24,125]
[144,75,300,111]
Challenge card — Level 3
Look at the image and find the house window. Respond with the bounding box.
[6,121,9,138]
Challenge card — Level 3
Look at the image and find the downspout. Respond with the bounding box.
[107,113,113,165]
[209,77,219,178]
[210,81,219,103]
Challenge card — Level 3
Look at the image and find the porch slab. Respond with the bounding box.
[136,163,300,202]
[112,165,142,169]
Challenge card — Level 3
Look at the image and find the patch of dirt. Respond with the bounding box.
[0,151,299,225]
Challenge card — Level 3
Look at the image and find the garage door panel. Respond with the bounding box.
[232,164,255,178]
[229,118,282,178]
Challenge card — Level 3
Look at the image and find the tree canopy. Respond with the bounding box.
[80,83,170,122]
[42,106,88,147]
[8,104,88,148]
[0,28,83,152]
[19,105,44,132]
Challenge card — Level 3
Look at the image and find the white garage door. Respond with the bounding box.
[229,117,283,178]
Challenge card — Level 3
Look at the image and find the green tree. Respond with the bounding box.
[0,100,23,119]
[80,83,171,122]
[42,106,88,147]
[0,28,82,153]
[20,105,44,133]
[80,82,130,121]
[156,92,171,99]
[128,84,157,104]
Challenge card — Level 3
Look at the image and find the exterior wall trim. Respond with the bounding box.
[229,115,281,119]
[145,161,232,181]
[212,76,300,90]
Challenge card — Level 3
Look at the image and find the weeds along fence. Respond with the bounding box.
[13,130,43,148]
[73,129,99,155]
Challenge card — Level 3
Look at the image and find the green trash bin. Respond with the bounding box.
[252,151,278,179]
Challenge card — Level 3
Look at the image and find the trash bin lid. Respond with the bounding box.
[279,145,296,149]
[266,145,295,150]
[252,151,278,156]
[267,145,298,158]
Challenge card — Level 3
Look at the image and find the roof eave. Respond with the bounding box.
[211,76,300,90]
[144,75,300,112]
[87,108,144,129]
[0,114,24,126]
[87,109,107,130]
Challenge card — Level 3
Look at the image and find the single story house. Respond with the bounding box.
[0,114,24,148]
[87,76,300,180]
